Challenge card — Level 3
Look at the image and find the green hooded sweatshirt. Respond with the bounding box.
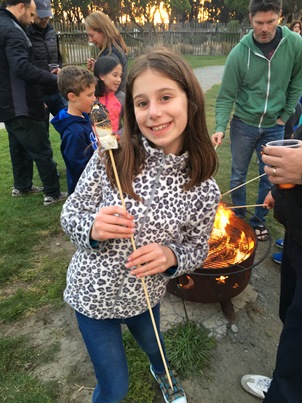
[215,26,302,133]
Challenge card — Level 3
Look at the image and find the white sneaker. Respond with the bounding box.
[241,374,272,399]
[43,192,68,206]
[12,185,43,197]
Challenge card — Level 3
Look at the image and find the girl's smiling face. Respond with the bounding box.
[99,64,123,93]
[132,69,188,155]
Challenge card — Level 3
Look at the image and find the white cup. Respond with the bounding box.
[266,139,302,188]
[48,63,59,72]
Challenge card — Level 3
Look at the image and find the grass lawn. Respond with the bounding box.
[0,55,283,402]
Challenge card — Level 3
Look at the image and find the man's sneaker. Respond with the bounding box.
[272,252,282,264]
[12,185,43,197]
[43,192,68,206]
[275,238,284,248]
[150,365,187,403]
[241,374,272,399]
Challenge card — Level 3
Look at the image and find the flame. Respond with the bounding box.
[216,275,229,284]
[179,275,194,289]
[203,202,255,268]
[213,203,234,232]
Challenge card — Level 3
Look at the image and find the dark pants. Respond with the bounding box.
[264,233,302,402]
[75,304,167,403]
[5,116,60,197]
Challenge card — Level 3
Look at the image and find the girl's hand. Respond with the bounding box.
[125,244,177,278]
[90,206,135,242]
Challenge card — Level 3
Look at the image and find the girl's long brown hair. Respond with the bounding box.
[85,11,128,56]
[104,46,218,200]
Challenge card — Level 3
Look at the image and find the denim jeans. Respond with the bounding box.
[230,116,284,226]
[5,116,60,197]
[264,233,302,402]
[75,304,166,403]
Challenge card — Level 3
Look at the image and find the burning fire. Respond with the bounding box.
[203,203,255,269]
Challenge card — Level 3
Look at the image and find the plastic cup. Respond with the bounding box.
[48,63,59,72]
[266,139,302,188]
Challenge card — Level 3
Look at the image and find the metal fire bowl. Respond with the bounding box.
[166,216,258,303]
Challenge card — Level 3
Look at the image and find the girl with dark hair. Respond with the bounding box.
[61,47,220,403]
[289,20,302,35]
[94,55,124,136]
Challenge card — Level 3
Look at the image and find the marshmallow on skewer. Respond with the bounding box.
[90,101,118,150]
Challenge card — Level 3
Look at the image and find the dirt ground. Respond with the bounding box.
[2,236,282,403]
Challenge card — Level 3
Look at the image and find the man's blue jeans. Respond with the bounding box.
[230,116,284,227]
[75,304,166,403]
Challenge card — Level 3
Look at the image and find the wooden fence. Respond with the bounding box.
[56,27,242,65]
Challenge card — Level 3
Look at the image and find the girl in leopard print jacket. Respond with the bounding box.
[61,47,220,403]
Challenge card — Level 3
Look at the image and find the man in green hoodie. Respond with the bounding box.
[212,0,302,241]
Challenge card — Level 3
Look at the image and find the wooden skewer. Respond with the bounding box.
[109,150,173,391]
[220,173,266,198]
[226,203,267,209]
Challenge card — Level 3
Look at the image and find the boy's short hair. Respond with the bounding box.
[58,66,96,100]
[249,0,282,16]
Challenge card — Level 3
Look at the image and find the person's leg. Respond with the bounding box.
[75,311,129,403]
[9,116,61,197]
[126,305,187,402]
[5,119,34,191]
[250,124,284,227]
[230,117,259,218]
[279,233,296,324]
[126,304,167,373]
[264,234,302,402]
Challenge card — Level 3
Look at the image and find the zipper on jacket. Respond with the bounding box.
[252,37,285,128]
[108,154,166,318]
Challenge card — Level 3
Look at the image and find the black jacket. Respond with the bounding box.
[26,23,62,95]
[0,8,58,122]
[272,185,302,246]
[271,127,302,246]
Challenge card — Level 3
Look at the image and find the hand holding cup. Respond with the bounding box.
[48,63,60,74]
[262,139,302,188]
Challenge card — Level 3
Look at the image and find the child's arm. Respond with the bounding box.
[126,179,221,278]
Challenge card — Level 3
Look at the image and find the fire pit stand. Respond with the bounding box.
[167,215,271,322]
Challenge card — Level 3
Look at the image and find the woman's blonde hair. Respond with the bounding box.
[85,11,128,57]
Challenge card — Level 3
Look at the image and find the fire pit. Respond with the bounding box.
[167,204,261,321]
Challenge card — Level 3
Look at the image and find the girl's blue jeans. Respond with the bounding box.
[230,116,284,227]
[75,303,166,403]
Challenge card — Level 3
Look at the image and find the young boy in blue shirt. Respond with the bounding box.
[51,66,97,194]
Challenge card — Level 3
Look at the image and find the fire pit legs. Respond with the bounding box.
[220,300,236,322]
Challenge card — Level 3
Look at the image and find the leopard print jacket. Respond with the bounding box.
[61,138,221,320]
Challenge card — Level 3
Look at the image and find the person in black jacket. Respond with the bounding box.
[0,0,67,205]
[241,145,302,401]
[26,0,66,129]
